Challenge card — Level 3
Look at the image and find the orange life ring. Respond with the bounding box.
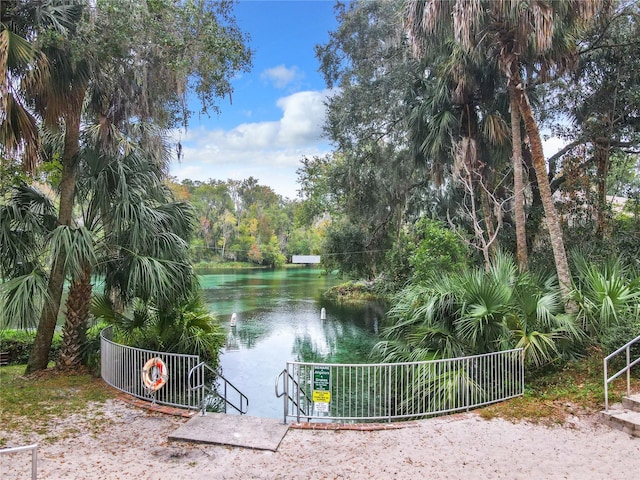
[142,357,168,391]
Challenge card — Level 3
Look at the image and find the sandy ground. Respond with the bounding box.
[1,398,640,480]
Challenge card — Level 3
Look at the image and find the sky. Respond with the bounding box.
[168,0,566,200]
[169,0,340,199]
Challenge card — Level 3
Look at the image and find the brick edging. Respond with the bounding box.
[115,393,197,418]
[289,421,418,431]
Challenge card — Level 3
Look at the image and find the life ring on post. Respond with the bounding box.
[142,357,168,391]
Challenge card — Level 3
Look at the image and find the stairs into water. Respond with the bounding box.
[600,394,640,437]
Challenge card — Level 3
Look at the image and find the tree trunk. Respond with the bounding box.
[25,103,83,374]
[59,262,93,370]
[510,93,528,271]
[594,140,610,237]
[516,86,572,302]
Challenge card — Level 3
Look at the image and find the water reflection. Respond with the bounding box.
[200,268,385,418]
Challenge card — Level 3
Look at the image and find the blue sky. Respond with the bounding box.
[170,0,339,199]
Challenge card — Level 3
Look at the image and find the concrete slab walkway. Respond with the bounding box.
[168,413,290,451]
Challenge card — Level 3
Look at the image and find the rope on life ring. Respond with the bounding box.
[142,357,168,391]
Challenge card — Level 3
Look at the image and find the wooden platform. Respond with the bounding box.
[168,413,290,451]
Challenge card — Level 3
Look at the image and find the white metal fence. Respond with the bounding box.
[277,348,524,423]
[100,326,204,409]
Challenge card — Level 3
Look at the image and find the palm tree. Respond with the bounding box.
[57,125,197,369]
[0,184,55,329]
[1,0,251,373]
[405,0,607,302]
[1,1,82,172]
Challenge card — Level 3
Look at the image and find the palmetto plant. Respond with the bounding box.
[376,252,582,368]
[92,292,224,364]
[572,254,640,339]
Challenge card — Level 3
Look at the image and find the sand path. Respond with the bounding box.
[1,398,639,479]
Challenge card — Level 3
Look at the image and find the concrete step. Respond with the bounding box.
[622,394,640,412]
[600,398,640,438]
[168,413,289,451]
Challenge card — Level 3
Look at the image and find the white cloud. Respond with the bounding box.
[277,91,327,144]
[260,64,303,89]
[170,90,332,198]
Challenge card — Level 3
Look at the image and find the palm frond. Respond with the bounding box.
[0,270,49,329]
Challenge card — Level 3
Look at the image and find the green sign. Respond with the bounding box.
[312,366,331,403]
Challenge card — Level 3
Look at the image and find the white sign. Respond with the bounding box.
[291,255,321,264]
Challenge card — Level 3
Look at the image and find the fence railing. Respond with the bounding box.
[604,334,640,411]
[0,444,38,479]
[101,326,204,410]
[277,348,524,423]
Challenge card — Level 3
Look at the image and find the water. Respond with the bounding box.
[199,267,385,418]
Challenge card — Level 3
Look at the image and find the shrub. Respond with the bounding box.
[408,218,468,283]
[0,330,62,365]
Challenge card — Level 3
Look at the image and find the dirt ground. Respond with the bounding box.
[1,398,640,479]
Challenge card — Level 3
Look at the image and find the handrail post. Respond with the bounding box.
[604,357,609,411]
[32,445,37,480]
[283,368,289,424]
[627,346,631,398]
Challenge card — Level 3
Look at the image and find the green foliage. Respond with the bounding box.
[408,218,469,283]
[261,235,286,267]
[376,252,583,368]
[322,220,381,280]
[572,254,640,339]
[0,330,61,365]
[612,214,640,269]
[92,292,224,365]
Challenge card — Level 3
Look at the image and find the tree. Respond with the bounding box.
[316,1,430,277]
[58,129,198,369]
[1,0,251,373]
[546,1,640,239]
[405,0,607,302]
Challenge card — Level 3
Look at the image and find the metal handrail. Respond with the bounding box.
[0,444,38,479]
[189,362,248,415]
[275,369,309,422]
[604,334,640,411]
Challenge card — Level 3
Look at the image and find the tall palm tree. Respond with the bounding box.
[405,0,606,302]
[1,0,251,373]
[1,1,82,171]
[58,125,197,369]
[406,38,511,268]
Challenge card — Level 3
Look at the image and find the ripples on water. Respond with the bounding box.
[199,267,386,418]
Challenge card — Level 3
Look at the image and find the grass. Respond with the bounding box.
[0,365,114,446]
[479,349,640,425]
[1,349,638,444]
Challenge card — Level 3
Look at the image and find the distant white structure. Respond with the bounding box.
[230,313,237,327]
[291,255,321,264]
[320,307,326,320]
